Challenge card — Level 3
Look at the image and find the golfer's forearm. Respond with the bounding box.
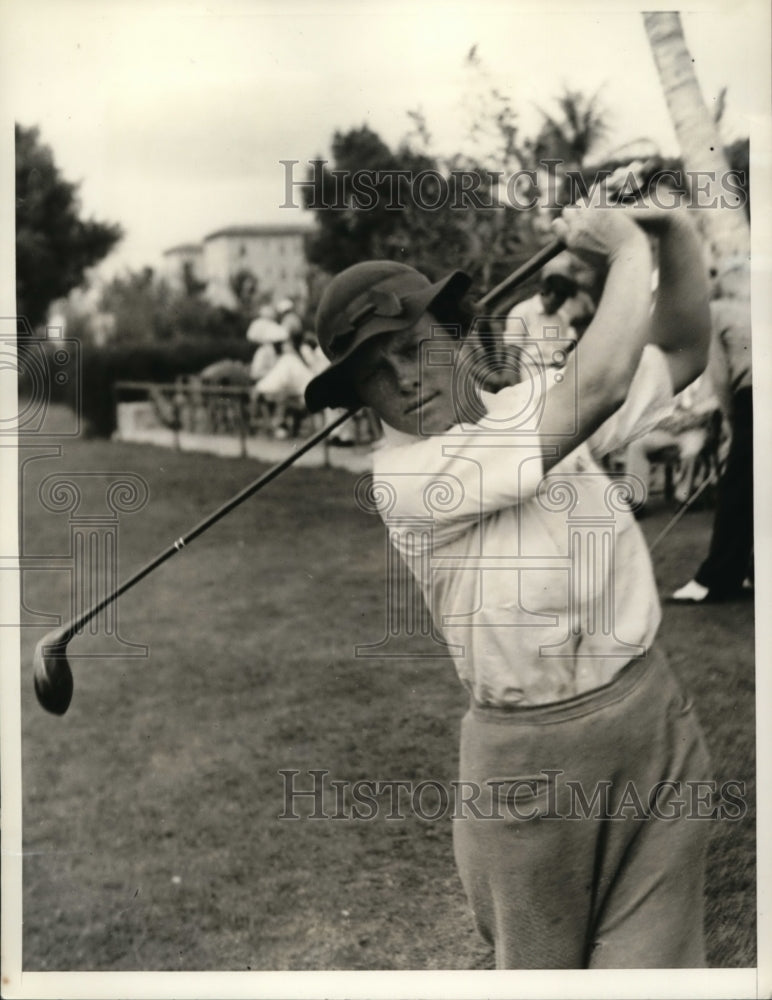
[650,211,710,365]
[578,234,653,404]
[537,236,652,468]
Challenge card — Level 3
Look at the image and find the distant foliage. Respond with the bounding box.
[530,87,610,169]
[99,268,245,343]
[79,338,255,437]
[302,68,614,308]
[302,125,543,307]
[15,124,123,329]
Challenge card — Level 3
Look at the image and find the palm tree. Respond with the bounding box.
[531,87,610,172]
[526,87,610,243]
[643,11,749,265]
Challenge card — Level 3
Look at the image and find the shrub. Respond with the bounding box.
[77,338,255,437]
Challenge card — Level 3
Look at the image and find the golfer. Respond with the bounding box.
[305,204,713,969]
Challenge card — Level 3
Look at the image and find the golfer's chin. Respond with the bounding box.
[381,409,448,439]
[410,409,461,438]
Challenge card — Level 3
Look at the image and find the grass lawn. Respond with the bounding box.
[17,429,755,971]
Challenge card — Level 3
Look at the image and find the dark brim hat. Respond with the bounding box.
[305,261,472,413]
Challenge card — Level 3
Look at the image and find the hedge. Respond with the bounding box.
[72,338,255,437]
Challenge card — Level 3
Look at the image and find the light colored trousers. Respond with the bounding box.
[453,647,713,969]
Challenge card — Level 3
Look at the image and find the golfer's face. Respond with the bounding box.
[351,314,459,436]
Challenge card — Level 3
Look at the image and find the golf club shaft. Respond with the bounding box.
[55,408,355,642]
[476,239,565,311]
[649,470,717,553]
[40,240,568,654]
[40,191,664,649]
[476,158,664,313]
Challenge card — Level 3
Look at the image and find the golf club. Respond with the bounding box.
[33,408,355,714]
[476,158,663,312]
[34,238,575,716]
[476,239,564,311]
[34,190,658,718]
[649,468,718,553]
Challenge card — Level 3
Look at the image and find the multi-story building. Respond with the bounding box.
[160,242,206,292]
[163,225,310,311]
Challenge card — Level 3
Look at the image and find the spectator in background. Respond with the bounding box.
[248,311,288,430]
[247,303,281,346]
[250,334,285,383]
[198,358,252,434]
[624,372,720,510]
[672,257,753,602]
[255,324,316,438]
[276,297,304,339]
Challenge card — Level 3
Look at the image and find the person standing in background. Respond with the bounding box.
[672,258,753,602]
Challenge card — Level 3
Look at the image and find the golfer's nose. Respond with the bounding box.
[394,357,419,394]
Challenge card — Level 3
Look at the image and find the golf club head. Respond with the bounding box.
[33,632,74,715]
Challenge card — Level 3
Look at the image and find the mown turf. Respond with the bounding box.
[18,430,755,970]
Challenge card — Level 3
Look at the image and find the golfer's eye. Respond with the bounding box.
[358,363,387,388]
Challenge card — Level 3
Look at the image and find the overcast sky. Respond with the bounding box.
[2,0,769,277]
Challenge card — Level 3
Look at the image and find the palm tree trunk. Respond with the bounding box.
[643,11,749,265]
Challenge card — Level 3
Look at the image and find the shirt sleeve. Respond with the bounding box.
[369,385,544,551]
[587,344,677,459]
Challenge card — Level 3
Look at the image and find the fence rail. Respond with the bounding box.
[114,379,380,458]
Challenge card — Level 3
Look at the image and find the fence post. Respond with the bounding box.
[171,386,181,451]
[238,388,248,459]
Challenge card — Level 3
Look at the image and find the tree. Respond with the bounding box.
[98,268,243,343]
[302,63,642,308]
[302,125,480,283]
[531,86,609,171]
[15,124,124,330]
[182,260,207,296]
[642,12,749,264]
[452,48,548,291]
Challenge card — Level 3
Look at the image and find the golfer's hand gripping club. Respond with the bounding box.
[477,157,661,312]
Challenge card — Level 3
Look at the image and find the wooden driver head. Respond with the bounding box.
[33,630,74,716]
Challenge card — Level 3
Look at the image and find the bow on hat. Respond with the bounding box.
[327,289,405,360]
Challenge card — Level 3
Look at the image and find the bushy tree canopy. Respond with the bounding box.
[301,67,615,304]
[302,124,542,300]
[98,267,245,343]
[15,124,123,329]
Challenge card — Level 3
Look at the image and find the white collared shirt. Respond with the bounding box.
[369,346,676,706]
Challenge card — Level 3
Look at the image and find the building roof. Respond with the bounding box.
[203,224,312,242]
[163,242,203,256]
